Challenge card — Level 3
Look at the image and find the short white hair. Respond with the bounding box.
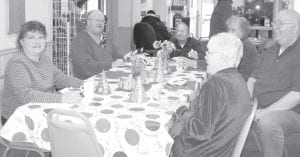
[207,32,243,62]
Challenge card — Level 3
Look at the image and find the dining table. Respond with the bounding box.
[0,58,207,157]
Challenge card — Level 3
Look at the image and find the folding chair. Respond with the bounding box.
[0,87,46,157]
[47,109,103,157]
[232,102,258,157]
[0,138,46,157]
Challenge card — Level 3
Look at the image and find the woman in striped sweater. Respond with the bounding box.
[1,21,83,124]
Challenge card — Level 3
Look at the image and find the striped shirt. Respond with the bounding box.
[1,52,83,119]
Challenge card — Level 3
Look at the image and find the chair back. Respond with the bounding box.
[231,102,258,157]
[0,86,3,127]
[47,109,103,157]
[133,22,156,50]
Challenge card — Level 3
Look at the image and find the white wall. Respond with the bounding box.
[294,0,300,13]
[87,0,99,12]
[153,0,168,23]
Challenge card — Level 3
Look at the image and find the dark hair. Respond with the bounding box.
[16,20,47,49]
[147,10,156,15]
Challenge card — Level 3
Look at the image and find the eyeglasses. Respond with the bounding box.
[88,18,106,23]
[271,21,296,27]
[24,35,45,41]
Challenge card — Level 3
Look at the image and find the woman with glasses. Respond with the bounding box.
[1,21,83,124]
[226,15,258,81]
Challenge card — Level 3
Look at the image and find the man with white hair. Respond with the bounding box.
[70,10,124,80]
[248,9,300,157]
[169,33,252,157]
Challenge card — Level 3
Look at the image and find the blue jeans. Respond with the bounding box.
[256,110,300,157]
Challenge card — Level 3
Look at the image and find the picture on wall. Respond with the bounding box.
[9,0,25,34]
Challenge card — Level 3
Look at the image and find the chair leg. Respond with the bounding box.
[251,129,262,152]
[25,150,30,157]
[2,147,10,157]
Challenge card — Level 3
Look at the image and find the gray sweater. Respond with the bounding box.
[70,31,123,80]
[1,52,83,119]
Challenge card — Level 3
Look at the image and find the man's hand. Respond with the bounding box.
[183,57,198,69]
[112,59,125,68]
[123,50,138,61]
[188,49,198,60]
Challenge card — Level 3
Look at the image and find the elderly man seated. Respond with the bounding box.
[248,10,300,157]
[70,10,124,80]
[171,22,205,60]
[169,33,252,157]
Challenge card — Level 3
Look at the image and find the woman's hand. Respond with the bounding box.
[61,91,82,103]
[169,119,184,138]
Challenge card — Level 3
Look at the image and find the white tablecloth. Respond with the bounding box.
[0,63,206,157]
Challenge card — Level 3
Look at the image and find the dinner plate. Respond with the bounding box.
[167,78,187,86]
[171,56,186,62]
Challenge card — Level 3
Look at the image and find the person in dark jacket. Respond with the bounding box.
[226,15,258,81]
[141,10,171,41]
[209,0,233,38]
[169,33,251,157]
[170,22,205,60]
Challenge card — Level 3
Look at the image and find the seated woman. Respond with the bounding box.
[1,21,83,124]
[226,15,258,81]
[170,22,205,60]
[169,33,252,157]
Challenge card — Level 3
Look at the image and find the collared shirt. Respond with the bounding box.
[70,31,123,80]
[252,38,300,111]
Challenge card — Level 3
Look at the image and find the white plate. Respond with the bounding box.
[171,56,186,62]
[167,78,187,86]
